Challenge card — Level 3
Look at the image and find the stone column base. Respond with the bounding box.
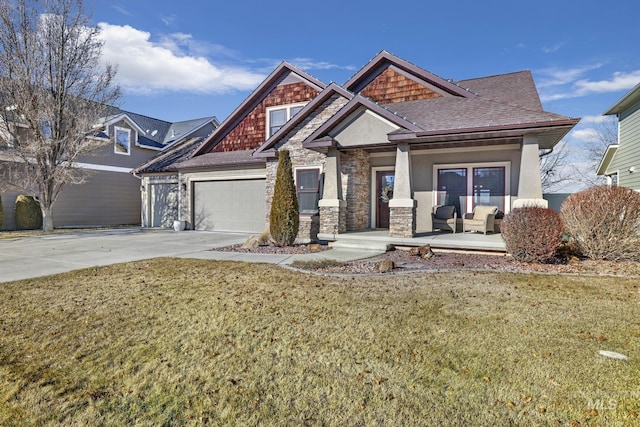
[319,199,347,235]
[389,206,416,238]
[296,215,320,243]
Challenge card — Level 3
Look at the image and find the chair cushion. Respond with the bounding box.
[473,205,497,220]
[435,205,455,220]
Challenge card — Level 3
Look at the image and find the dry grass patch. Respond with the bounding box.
[1,258,639,425]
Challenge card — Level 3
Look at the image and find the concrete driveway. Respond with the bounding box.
[0,228,252,283]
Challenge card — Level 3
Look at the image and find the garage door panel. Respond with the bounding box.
[193,179,265,232]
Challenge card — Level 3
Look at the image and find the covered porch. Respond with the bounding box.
[323,229,506,253]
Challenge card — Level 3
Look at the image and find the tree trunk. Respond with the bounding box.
[42,206,54,232]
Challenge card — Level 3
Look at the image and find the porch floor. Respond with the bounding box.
[319,230,506,253]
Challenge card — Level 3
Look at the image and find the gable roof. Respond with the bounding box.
[345,50,475,98]
[253,83,354,157]
[132,136,206,174]
[193,62,326,156]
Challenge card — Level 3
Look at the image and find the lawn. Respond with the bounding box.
[1,258,638,426]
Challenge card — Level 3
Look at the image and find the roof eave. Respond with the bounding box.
[604,82,640,115]
[596,144,619,175]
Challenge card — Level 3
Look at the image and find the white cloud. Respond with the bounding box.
[96,23,266,95]
[537,65,640,101]
[569,128,601,143]
[573,70,640,95]
[288,57,356,72]
[542,42,565,54]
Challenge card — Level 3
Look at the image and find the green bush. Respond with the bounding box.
[0,195,4,230]
[560,185,640,261]
[15,195,43,230]
[269,150,299,246]
[501,206,563,263]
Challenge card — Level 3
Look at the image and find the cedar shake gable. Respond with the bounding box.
[193,62,326,156]
[253,83,354,157]
[345,50,475,102]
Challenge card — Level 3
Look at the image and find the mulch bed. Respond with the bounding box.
[215,243,640,276]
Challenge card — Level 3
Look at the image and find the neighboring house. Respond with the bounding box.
[0,109,218,230]
[597,82,640,188]
[135,50,579,241]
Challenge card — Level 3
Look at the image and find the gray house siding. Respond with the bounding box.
[607,101,640,189]
[0,191,20,231]
[52,170,142,227]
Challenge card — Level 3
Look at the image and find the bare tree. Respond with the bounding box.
[0,0,119,231]
[539,141,572,193]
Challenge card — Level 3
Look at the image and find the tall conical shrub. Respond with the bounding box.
[270,150,299,246]
[15,195,43,230]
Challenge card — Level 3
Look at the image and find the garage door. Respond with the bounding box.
[149,183,178,228]
[193,179,266,232]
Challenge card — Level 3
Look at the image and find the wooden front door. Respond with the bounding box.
[376,171,394,228]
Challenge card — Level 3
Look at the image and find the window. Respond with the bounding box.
[266,103,306,138]
[114,126,131,155]
[435,163,509,214]
[296,168,321,214]
[437,168,467,216]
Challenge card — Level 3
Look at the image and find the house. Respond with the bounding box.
[596,82,640,187]
[135,51,579,242]
[0,109,218,230]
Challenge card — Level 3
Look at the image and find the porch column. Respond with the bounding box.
[514,135,548,208]
[318,148,346,235]
[389,142,416,238]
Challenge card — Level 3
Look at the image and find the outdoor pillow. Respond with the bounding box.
[473,205,497,220]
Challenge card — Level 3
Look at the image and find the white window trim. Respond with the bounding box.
[114,126,131,156]
[294,166,322,214]
[265,102,307,138]
[433,161,511,214]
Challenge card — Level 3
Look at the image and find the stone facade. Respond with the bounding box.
[389,206,416,238]
[265,94,349,241]
[319,205,346,235]
[341,149,371,231]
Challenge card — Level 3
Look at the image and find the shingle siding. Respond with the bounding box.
[360,68,442,104]
[213,82,319,153]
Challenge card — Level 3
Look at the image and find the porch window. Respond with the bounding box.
[114,126,131,155]
[266,103,306,138]
[473,167,505,211]
[437,168,467,216]
[435,163,509,214]
[296,168,320,214]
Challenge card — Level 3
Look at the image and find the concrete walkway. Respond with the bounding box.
[0,228,383,283]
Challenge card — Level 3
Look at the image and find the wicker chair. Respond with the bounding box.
[431,205,457,233]
[463,205,498,234]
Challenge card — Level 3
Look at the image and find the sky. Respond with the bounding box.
[90,0,640,192]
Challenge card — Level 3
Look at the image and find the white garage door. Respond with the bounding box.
[150,183,178,228]
[193,179,266,232]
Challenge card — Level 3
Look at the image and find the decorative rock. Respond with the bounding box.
[409,247,420,257]
[308,243,322,251]
[376,260,395,273]
[242,235,259,249]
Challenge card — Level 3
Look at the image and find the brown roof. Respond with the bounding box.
[456,71,543,111]
[172,149,265,170]
[385,96,571,133]
[133,136,204,174]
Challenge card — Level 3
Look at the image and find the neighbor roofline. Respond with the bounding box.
[596,144,619,176]
[604,82,640,115]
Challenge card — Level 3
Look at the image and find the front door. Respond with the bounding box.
[376,171,394,228]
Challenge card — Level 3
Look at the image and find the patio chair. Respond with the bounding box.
[463,205,498,234]
[431,205,457,233]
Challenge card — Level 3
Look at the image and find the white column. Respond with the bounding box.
[389,142,416,208]
[514,135,548,208]
[318,148,345,208]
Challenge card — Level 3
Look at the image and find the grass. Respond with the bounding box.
[1,258,639,426]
